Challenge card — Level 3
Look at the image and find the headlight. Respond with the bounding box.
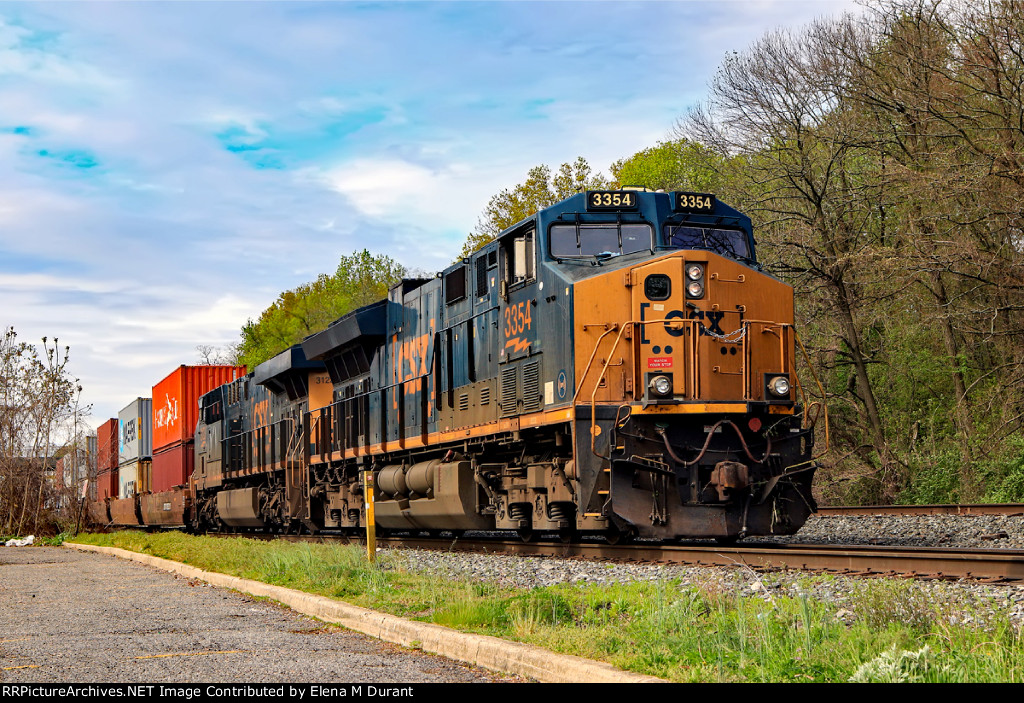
[686,281,704,297]
[768,375,791,397]
[649,374,673,397]
[687,264,703,280]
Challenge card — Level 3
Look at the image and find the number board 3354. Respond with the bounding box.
[586,191,639,210]
[674,192,716,213]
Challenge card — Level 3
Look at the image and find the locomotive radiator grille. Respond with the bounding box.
[522,361,541,413]
[500,366,518,417]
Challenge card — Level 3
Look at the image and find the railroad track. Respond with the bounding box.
[234,527,1024,584]
[373,534,1024,584]
[184,502,1024,583]
[204,530,1024,583]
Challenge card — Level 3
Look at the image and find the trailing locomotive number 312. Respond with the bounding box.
[504,301,532,337]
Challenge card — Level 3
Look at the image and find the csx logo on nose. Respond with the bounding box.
[658,308,726,337]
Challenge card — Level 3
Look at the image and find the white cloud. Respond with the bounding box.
[320,157,492,241]
[326,159,433,216]
[0,272,125,295]
[0,18,121,91]
[116,293,263,340]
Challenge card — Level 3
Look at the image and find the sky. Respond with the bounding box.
[0,0,861,431]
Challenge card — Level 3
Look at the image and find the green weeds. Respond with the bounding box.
[35,531,71,546]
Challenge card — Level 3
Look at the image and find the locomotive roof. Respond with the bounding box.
[301,299,387,361]
[252,344,323,393]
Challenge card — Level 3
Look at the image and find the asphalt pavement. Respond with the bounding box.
[0,546,524,684]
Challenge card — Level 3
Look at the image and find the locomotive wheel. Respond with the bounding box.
[604,526,634,545]
[517,528,538,543]
[558,529,578,544]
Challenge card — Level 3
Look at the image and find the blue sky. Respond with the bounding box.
[0,0,858,429]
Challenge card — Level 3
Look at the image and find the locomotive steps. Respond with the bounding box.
[66,542,664,684]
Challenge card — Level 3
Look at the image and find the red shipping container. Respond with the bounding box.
[96,466,118,500]
[151,442,194,493]
[97,418,119,472]
[152,365,245,451]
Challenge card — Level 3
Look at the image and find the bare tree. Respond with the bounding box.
[0,327,84,535]
[196,343,241,366]
[678,16,902,497]
[845,0,1024,496]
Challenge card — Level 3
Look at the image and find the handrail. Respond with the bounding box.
[584,317,704,458]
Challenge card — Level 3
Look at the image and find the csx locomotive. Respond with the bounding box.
[178,188,819,542]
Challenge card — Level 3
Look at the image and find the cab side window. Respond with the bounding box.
[503,229,535,287]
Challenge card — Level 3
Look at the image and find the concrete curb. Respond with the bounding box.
[66,543,665,684]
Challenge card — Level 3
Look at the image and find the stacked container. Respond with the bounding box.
[95,419,119,499]
[118,397,152,497]
[151,365,245,493]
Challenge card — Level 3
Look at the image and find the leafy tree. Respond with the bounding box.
[846,0,1024,498]
[334,249,407,310]
[680,16,903,498]
[609,139,724,193]
[664,0,1024,503]
[461,157,610,258]
[236,250,406,370]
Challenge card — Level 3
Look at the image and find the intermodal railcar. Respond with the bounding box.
[97,188,821,542]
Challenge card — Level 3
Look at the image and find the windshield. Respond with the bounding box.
[550,223,653,258]
[663,225,752,261]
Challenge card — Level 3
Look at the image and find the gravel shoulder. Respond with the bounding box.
[748,513,1024,549]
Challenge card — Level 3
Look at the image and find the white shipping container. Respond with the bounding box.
[118,460,139,498]
[117,459,151,497]
[119,398,153,465]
